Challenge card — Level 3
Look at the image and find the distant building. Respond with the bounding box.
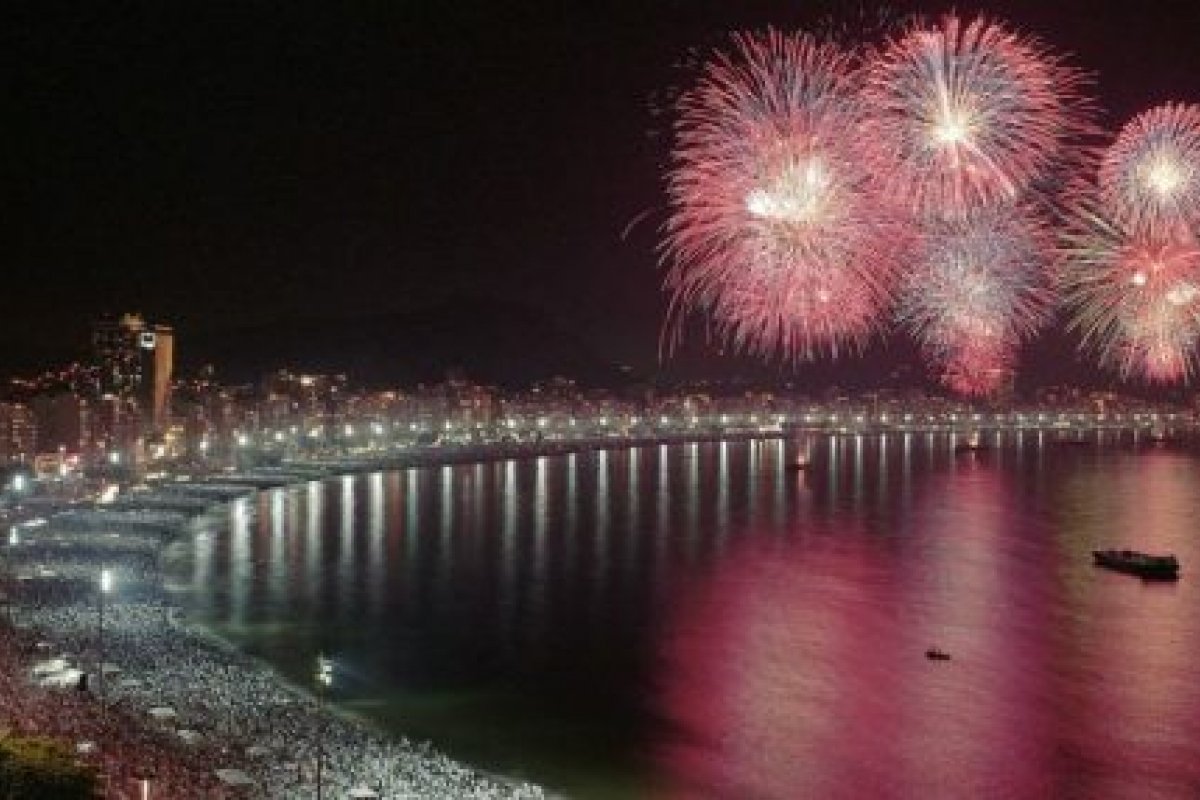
[93,313,146,397]
[148,324,174,429]
[259,370,347,424]
[90,395,141,458]
[29,393,90,454]
[0,403,37,463]
[92,313,174,431]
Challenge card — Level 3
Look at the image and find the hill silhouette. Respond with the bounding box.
[180,296,629,388]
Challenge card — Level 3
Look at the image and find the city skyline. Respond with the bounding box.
[7,2,1200,391]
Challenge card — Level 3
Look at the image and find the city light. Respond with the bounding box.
[316,655,333,687]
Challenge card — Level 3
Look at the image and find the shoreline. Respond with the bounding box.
[13,434,710,798]
[9,426,1147,798]
[167,493,561,798]
[6,477,557,798]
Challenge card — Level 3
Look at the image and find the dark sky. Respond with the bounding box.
[4,1,1200,379]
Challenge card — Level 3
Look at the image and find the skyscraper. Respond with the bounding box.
[146,324,174,431]
[92,313,174,431]
[93,313,146,399]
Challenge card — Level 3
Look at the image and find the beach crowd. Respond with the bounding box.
[1,503,548,799]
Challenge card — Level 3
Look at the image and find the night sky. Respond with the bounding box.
[5,1,1200,382]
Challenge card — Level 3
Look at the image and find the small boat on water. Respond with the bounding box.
[925,648,951,661]
[954,433,989,454]
[786,437,815,472]
[1093,549,1180,580]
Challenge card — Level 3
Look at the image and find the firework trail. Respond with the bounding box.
[898,205,1053,392]
[864,13,1092,219]
[1060,203,1200,382]
[662,30,908,361]
[1098,103,1200,235]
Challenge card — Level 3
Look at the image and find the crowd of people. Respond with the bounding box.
[1,499,550,799]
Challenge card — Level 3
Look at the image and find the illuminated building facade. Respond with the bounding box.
[0,403,37,463]
[92,313,174,431]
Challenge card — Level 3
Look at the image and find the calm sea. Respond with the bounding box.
[180,433,1200,799]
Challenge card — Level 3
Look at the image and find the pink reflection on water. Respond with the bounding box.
[653,457,1200,799]
[656,528,904,799]
[1060,453,1200,798]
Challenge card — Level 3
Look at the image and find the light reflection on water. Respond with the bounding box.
[182,434,1200,799]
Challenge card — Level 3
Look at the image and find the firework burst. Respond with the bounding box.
[864,13,1091,219]
[897,206,1053,392]
[1098,103,1200,235]
[940,345,1017,397]
[1060,204,1200,382]
[663,30,907,360]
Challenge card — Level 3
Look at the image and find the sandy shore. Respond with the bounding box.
[4,483,551,799]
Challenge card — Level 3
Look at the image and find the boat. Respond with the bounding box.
[785,436,815,472]
[954,433,989,454]
[925,648,951,661]
[1093,549,1180,580]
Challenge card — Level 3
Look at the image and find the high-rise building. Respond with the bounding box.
[0,403,37,463]
[92,313,174,431]
[146,324,174,430]
[93,313,146,398]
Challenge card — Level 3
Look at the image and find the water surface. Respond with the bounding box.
[181,433,1200,798]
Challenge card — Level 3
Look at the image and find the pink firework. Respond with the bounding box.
[706,253,882,360]
[897,205,1053,393]
[663,30,907,361]
[1099,103,1200,235]
[864,14,1092,219]
[1060,204,1200,382]
[940,345,1017,397]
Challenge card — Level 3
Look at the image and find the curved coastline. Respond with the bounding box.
[168,433,776,796]
[8,425,1166,797]
[7,443,592,799]
[166,475,563,798]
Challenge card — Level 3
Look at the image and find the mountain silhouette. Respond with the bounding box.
[180,296,629,388]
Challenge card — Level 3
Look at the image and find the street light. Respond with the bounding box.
[98,568,114,716]
[315,655,334,800]
[135,771,154,800]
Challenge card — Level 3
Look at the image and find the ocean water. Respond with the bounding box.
[181,432,1200,799]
